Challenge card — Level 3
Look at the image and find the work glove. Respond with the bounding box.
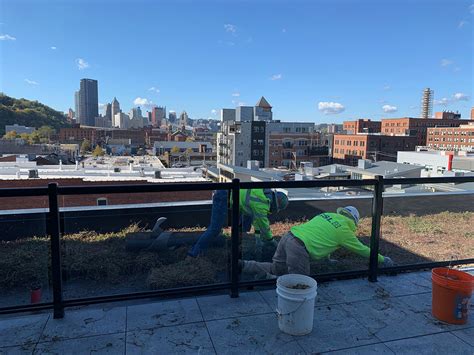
[382,256,394,267]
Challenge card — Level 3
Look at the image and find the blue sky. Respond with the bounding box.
[1,0,472,123]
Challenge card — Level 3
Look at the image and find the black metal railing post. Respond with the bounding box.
[230,178,240,298]
[369,175,384,282]
[48,183,64,318]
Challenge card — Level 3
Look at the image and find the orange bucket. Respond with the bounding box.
[431,268,473,325]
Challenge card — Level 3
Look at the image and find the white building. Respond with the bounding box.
[397,149,474,175]
[114,112,130,129]
[5,124,35,135]
[111,97,120,127]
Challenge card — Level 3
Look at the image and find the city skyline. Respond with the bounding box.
[1,1,472,122]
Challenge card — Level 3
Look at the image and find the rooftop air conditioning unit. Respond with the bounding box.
[247,160,260,171]
[28,169,39,179]
[358,159,372,169]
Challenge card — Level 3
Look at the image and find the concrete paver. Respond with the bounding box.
[0,271,471,354]
[34,333,125,354]
[323,343,393,354]
[206,313,305,355]
[127,298,202,331]
[340,296,446,342]
[197,291,272,321]
[451,327,474,346]
[0,314,49,348]
[384,332,473,355]
[295,304,379,353]
[126,323,215,354]
[40,306,126,342]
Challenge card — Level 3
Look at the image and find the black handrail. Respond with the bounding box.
[0,175,473,317]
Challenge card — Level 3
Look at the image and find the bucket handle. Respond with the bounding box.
[276,296,309,318]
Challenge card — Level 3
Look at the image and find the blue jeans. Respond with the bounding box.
[189,190,253,257]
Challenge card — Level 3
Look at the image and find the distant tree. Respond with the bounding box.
[185,147,194,155]
[3,130,18,139]
[28,131,41,144]
[37,125,55,142]
[92,145,105,157]
[0,93,70,136]
[185,137,194,142]
[19,133,30,141]
[170,146,180,154]
[81,139,91,154]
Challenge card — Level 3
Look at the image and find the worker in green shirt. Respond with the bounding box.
[188,188,289,257]
[241,206,394,277]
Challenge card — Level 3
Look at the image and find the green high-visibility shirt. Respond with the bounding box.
[232,189,273,240]
[290,213,384,263]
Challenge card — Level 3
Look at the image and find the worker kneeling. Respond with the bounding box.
[241,206,394,278]
[188,188,289,258]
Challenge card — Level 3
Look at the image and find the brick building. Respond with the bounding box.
[0,178,211,210]
[343,119,381,134]
[426,122,474,152]
[434,111,461,120]
[59,126,146,146]
[268,132,330,168]
[332,134,418,165]
[380,117,471,146]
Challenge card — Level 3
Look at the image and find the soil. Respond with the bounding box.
[288,283,310,289]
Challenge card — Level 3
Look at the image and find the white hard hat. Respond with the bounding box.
[337,206,360,225]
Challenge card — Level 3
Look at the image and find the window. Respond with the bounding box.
[97,198,108,206]
[354,141,358,146]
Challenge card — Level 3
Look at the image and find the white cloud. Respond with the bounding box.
[470,4,474,14]
[409,105,418,110]
[238,102,246,106]
[76,58,89,70]
[434,92,470,106]
[382,104,398,113]
[458,20,469,28]
[211,109,217,115]
[218,40,235,46]
[440,59,453,67]
[224,24,237,34]
[434,98,450,106]
[50,46,57,50]
[148,86,160,93]
[453,92,469,101]
[383,85,391,91]
[98,103,106,109]
[0,34,16,41]
[133,97,154,107]
[232,92,240,97]
[24,79,39,85]
[318,101,345,115]
[270,73,282,81]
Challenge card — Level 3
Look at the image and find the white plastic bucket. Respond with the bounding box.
[276,274,318,336]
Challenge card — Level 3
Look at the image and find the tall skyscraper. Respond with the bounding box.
[151,106,166,127]
[179,111,189,126]
[104,103,112,121]
[76,78,98,126]
[169,111,177,123]
[74,91,80,121]
[254,96,273,121]
[421,88,434,119]
[111,97,121,127]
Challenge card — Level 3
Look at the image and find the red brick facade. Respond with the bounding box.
[380,117,470,146]
[343,119,381,134]
[0,179,211,210]
[332,134,418,165]
[427,124,474,151]
[268,132,330,168]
